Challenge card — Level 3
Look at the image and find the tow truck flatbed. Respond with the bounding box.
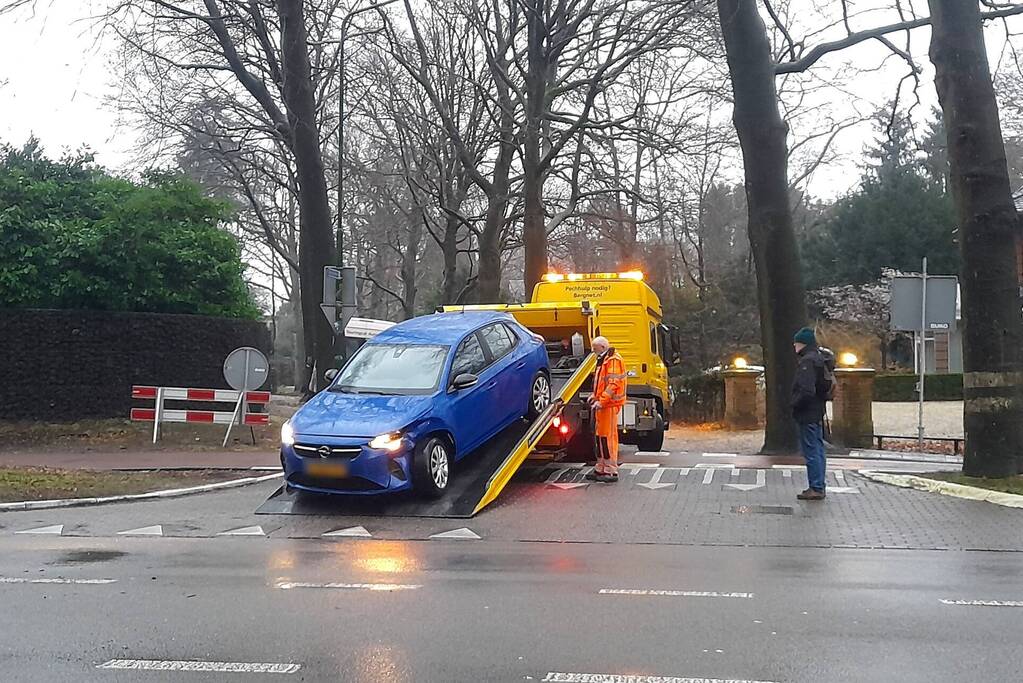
[256,355,595,518]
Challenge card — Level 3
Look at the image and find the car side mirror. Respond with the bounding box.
[450,373,479,391]
[324,368,339,382]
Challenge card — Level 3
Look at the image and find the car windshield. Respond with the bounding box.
[330,343,448,395]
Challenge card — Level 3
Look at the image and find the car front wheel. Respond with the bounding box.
[527,371,552,419]
[412,436,450,499]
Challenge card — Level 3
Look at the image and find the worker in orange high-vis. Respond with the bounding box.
[585,336,627,483]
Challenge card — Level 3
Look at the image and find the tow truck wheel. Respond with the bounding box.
[413,436,450,499]
[527,371,552,419]
[636,428,665,452]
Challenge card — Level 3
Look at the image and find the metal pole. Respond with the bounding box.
[918,257,927,447]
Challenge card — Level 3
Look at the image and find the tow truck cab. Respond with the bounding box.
[443,271,680,455]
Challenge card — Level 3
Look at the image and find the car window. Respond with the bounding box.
[479,323,516,361]
[451,333,488,379]
[332,344,448,394]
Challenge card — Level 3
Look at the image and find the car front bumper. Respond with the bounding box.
[281,437,413,495]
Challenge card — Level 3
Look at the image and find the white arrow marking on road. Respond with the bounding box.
[429,528,481,540]
[599,589,753,598]
[726,469,766,491]
[276,581,420,591]
[218,526,265,536]
[97,659,300,674]
[939,599,1023,607]
[545,468,570,484]
[322,526,372,538]
[0,577,116,585]
[637,467,673,490]
[117,525,163,536]
[542,673,776,683]
[550,482,588,490]
[15,524,64,535]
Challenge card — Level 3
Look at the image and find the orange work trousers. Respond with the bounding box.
[594,405,620,475]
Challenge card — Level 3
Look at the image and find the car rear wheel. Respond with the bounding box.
[636,428,665,452]
[413,436,450,499]
[527,371,552,419]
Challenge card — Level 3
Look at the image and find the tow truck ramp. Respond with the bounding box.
[256,355,596,519]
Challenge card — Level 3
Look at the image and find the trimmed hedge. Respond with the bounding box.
[671,373,725,424]
[873,373,963,402]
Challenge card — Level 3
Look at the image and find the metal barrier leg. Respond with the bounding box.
[223,394,245,448]
[152,388,164,445]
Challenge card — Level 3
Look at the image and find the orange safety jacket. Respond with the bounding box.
[593,349,627,409]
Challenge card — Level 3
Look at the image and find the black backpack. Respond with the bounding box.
[817,347,837,401]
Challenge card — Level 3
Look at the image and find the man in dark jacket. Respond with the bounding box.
[792,327,827,501]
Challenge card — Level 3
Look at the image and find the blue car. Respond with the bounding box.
[280,311,551,498]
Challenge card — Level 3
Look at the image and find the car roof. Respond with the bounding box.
[371,311,515,346]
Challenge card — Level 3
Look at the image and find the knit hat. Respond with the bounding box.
[793,327,817,346]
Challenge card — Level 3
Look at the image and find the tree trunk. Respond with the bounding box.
[401,211,424,319]
[522,0,549,295]
[278,0,336,393]
[928,0,1023,476]
[718,0,807,453]
[441,213,460,305]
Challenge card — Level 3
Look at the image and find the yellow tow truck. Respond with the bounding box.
[444,271,679,456]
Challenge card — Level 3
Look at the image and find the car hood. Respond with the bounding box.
[290,391,434,439]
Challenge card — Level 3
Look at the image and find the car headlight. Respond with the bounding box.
[369,431,404,453]
[281,421,295,446]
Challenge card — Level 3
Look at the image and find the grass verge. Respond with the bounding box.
[921,471,1023,496]
[0,468,253,503]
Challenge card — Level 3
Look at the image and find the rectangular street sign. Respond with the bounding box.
[890,275,958,331]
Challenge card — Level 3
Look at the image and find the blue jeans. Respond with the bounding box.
[799,422,826,492]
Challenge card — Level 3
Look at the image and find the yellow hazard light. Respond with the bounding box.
[839,352,859,367]
[733,357,748,369]
[567,273,584,281]
[543,273,565,283]
[619,270,644,281]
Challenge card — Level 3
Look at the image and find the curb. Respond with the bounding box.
[0,472,283,512]
[861,471,1023,509]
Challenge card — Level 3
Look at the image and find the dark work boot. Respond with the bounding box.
[584,471,601,481]
[596,473,619,483]
[797,488,826,501]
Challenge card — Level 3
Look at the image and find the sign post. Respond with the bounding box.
[918,258,927,447]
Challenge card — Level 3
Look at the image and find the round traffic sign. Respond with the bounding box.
[223,347,270,391]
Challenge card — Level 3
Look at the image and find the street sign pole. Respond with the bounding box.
[918,257,927,447]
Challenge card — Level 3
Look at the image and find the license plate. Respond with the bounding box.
[305,461,348,478]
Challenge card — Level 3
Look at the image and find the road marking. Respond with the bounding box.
[828,487,860,494]
[781,469,793,478]
[835,470,847,484]
[276,581,420,591]
[117,525,163,536]
[97,659,300,674]
[429,528,481,540]
[322,526,372,538]
[599,589,753,598]
[730,468,740,477]
[542,673,775,683]
[550,482,588,490]
[621,463,660,470]
[545,468,570,484]
[703,452,738,458]
[702,469,716,484]
[694,464,735,468]
[637,468,673,490]
[218,526,266,536]
[0,577,116,585]
[940,599,1023,607]
[15,524,64,535]
[726,469,766,492]
[635,451,670,457]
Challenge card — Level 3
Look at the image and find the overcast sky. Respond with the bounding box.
[1,2,1019,202]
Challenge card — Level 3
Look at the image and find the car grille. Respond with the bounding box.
[294,443,363,459]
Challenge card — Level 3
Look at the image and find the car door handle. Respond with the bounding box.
[486,381,498,390]
[515,361,526,369]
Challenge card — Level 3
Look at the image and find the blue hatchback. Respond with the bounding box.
[281,311,551,498]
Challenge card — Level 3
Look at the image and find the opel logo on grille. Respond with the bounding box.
[317,446,331,458]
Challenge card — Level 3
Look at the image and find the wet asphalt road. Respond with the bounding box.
[1,534,1022,682]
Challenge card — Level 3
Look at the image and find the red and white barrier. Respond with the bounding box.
[131,385,271,444]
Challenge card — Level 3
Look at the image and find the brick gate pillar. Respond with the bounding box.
[722,368,763,430]
[831,367,876,448]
